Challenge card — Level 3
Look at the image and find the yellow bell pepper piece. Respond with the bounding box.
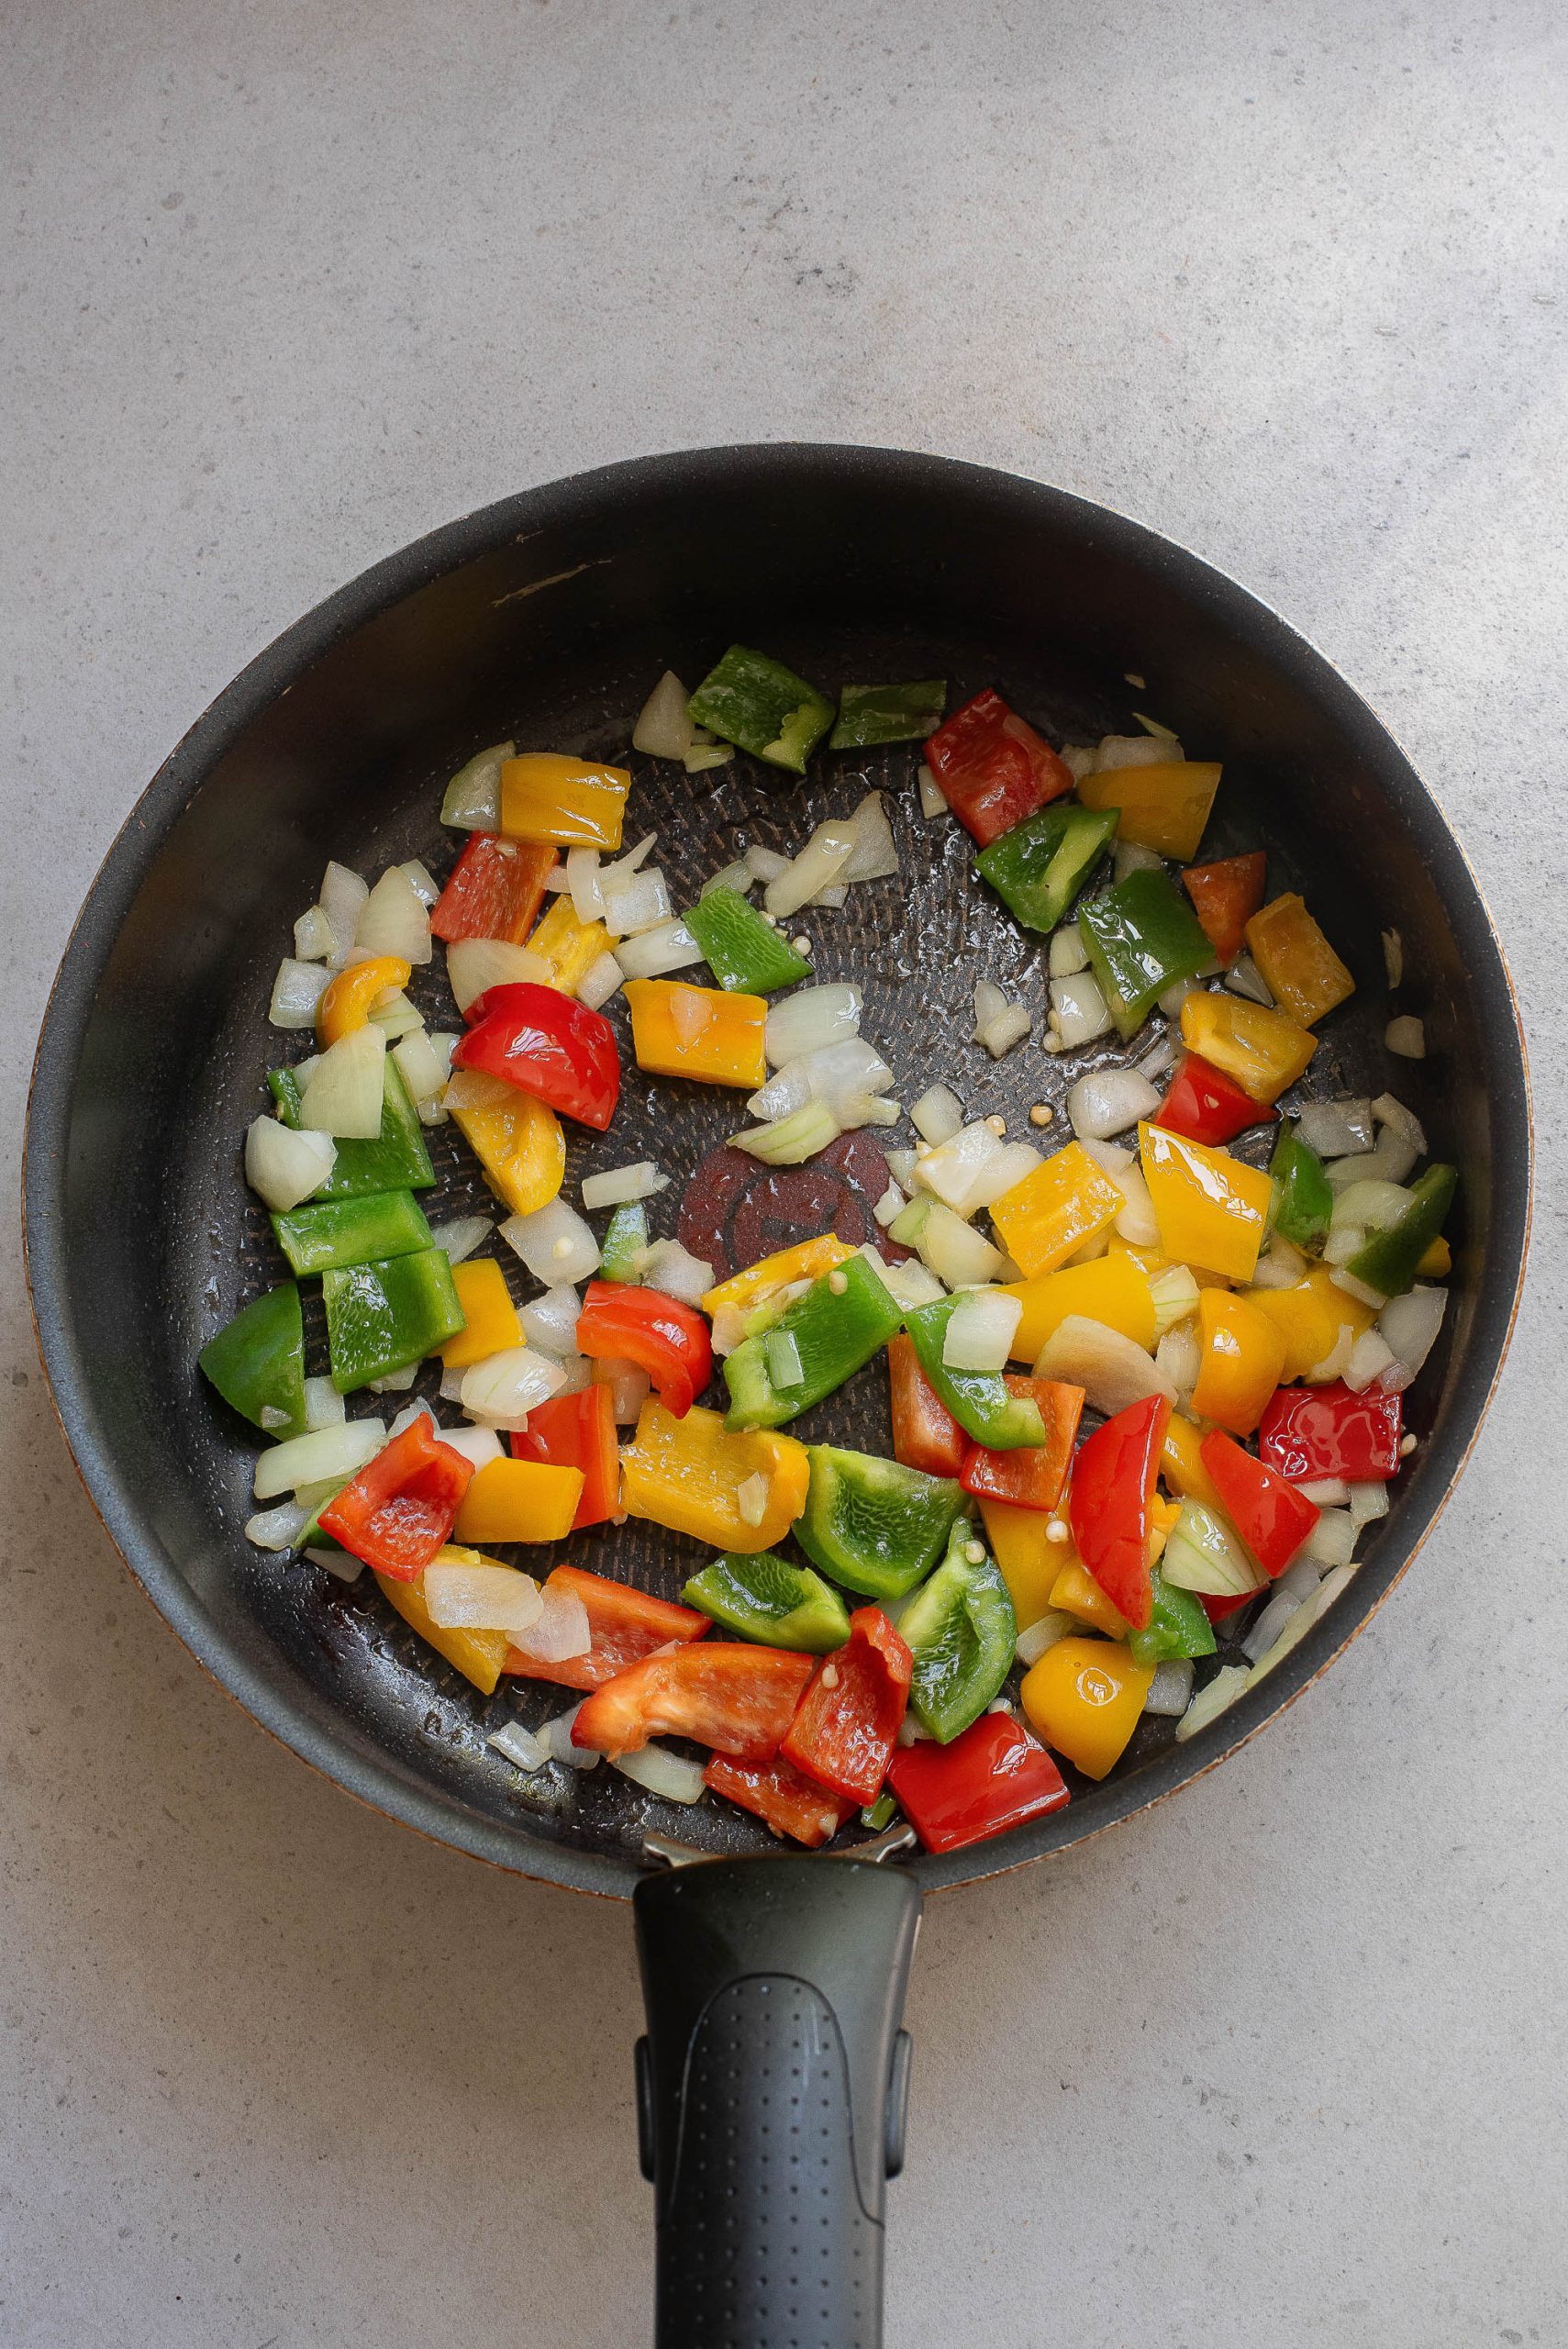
[620,1397,809,1553]
[440,1259,523,1369]
[452,1457,584,1546]
[1188,1288,1289,1436]
[1076,762,1222,862]
[525,896,613,996]
[450,1086,565,1217]
[316,954,412,1045]
[702,1234,855,1319]
[977,1497,1070,1629]
[1020,1636,1155,1780]
[1244,1265,1375,1382]
[1180,990,1317,1104]
[1139,1122,1272,1283]
[1244,894,1355,1027]
[990,1142,1124,1280]
[1417,1235,1451,1279]
[1147,1492,1180,1570]
[1160,1411,1228,1512]
[1003,1253,1156,1363]
[500,752,629,851]
[373,1546,512,1696]
[1050,1560,1132,1641]
[624,979,768,1088]
[1108,1235,1232,1291]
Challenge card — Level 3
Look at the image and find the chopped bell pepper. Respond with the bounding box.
[887,1331,968,1476]
[375,1548,511,1695]
[600,1200,648,1284]
[1181,851,1267,964]
[1020,1636,1154,1780]
[1108,1233,1233,1292]
[684,885,812,994]
[430,834,557,944]
[1259,1382,1402,1484]
[322,1246,465,1394]
[828,679,947,749]
[1067,1391,1171,1631]
[1418,1235,1451,1279]
[1188,1288,1289,1437]
[960,1375,1084,1511]
[973,802,1117,932]
[1127,1570,1217,1667]
[510,1384,620,1529]
[499,752,629,851]
[1347,1164,1457,1299]
[449,1085,565,1218]
[990,1141,1124,1281]
[976,1497,1066,1630]
[899,1520,1018,1742]
[272,1187,434,1277]
[924,688,1073,846]
[1157,1052,1277,1147]
[1003,1254,1157,1362]
[453,982,620,1130]
[795,1444,965,1600]
[885,1711,1070,1853]
[619,1397,809,1553]
[571,1641,814,1760]
[504,1564,707,1690]
[1139,1122,1273,1283]
[1198,1431,1319,1576]
[1077,760,1222,863]
[1078,867,1215,1039]
[199,1281,307,1437]
[704,1753,854,1847]
[1180,990,1316,1105]
[270,1059,435,1196]
[702,1234,856,1321]
[1051,1557,1132,1640]
[451,1456,583,1545]
[576,1279,713,1419]
[723,1252,904,1430]
[682,1551,851,1652]
[780,1608,913,1802]
[904,1294,1047,1449]
[524,895,614,996]
[687,644,836,774]
[319,1417,475,1577]
[1245,1265,1373,1382]
[624,977,768,1088]
[1268,1119,1334,1251]
[1244,894,1355,1027]
[1159,1410,1228,1512]
[316,954,412,1046]
[440,1257,522,1369]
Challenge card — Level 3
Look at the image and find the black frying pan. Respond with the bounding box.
[25,445,1529,2348]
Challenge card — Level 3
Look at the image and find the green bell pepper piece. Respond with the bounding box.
[323,1246,464,1393]
[1268,1119,1334,1251]
[898,1520,1017,1742]
[684,886,812,994]
[795,1445,964,1599]
[904,1295,1045,1450]
[828,679,947,749]
[1077,867,1214,1040]
[600,1200,649,1284]
[687,644,835,775]
[682,1552,851,1653]
[723,1252,905,1430]
[974,803,1118,933]
[860,1790,898,1831]
[1346,1163,1457,1298]
[199,1281,307,1436]
[1128,1571,1218,1668]
[272,1187,434,1276]
[270,1059,435,1196]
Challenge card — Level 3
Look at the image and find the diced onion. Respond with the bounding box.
[1224,953,1273,1006]
[1295,1475,1348,1507]
[1154,1321,1201,1398]
[1330,1178,1413,1232]
[603,866,672,939]
[355,867,432,965]
[577,948,627,1008]
[269,957,331,1030]
[1049,971,1114,1048]
[701,860,752,897]
[1113,840,1164,882]
[1162,1503,1261,1598]
[423,1561,545,1635]
[392,1027,451,1108]
[1382,929,1404,988]
[1061,746,1096,780]
[1077,1138,1133,1174]
[293,904,336,963]
[614,920,704,981]
[734,1470,773,1528]
[244,1115,337,1210]
[460,1346,568,1428]
[917,763,947,819]
[1015,1609,1078,1667]
[942,1289,1021,1371]
[439,1424,506,1472]
[440,742,512,831]
[318,862,369,963]
[1067,1069,1161,1142]
[566,847,606,923]
[1372,1092,1426,1154]
[595,1356,651,1424]
[633,672,696,760]
[1148,1264,1200,1333]
[916,1123,1040,1219]
[1035,1314,1175,1415]
[302,1375,346,1432]
[369,990,424,1041]
[1157,975,1199,1021]
[840,791,900,884]
[763,1327,805,1390]
[531,1703,600,1769]
[639,1239,716,1306]
[1094,732,1173,772]
[1377,1286,1446,1390]
[911,1084,964,1146]
[1048,924,1089,978]
[519,1284,583,1355]
[981,1004,1033,1060]
[1294,1098,1375,1158]
[885,1148,918,1188]
[308,1545,364,1583]
[399,859,439,909]
[1385,1015,1426,1060]
[611,1742,708,1804]
[500,1197,601,1286]
[253,1418,386,1502]
[446,938,552,1015]
[764,985,862,1067]
[745,844,791,884]
[1242,1589,1305,1665]
[1110,1162,1161,1247]
[830,1090,900,1130]
[367,1364,419,1393]
[1250,1234,1307,1290]
[749,1038,894,1121]
[1348,1481,1390,1530]
[514,1586,594,1661]
[973,980,1007,1037]
[1343,1328,1396,1393]
[1326,1136,1418,1188]
[488,1720,548,1773]
[1303,1509,1357,1568]
[910,1199,1005,1288]
[1143,1658,1195,1717]
[1329,1268,1389,1310]
[881,1258,948,1311]
[764,822,858,919]
[246,1498,314,1552]
[730,1102,842,1165]
[873,1182,906,1229]
[582,1161,668,1210]
[298,1025,387,1139]
[1174,1664,1250,1741]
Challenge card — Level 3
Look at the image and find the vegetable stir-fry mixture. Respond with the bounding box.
[206,651,1452,1854]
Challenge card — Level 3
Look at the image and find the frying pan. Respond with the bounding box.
[25,444,1529,2347]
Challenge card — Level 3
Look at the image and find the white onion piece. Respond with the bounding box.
[911,1084,964,1146]
[1094,732,1172,771]
[595,1356,652,1425]
[428,1216,492,1267]
[736,1470,773,1529]
[1014,1609,1077,1668]
[440,1424,506,1472]
[1242,1589,1305,1665]
[610,1742,707,1805]
[437,1366,466,1404]
[293,904,336,962]
[302,1375,346,1432]
[1111,1162,1161,1247]
[914,1201,1005,1288]
[386,1400,437,1443]
[1304,1508,1357,1568]
[423,1562,545,1636]
[252,1418,386,1501]
[873,1182,906,1229]
[639,1240,716,1306]
[542,867,572,891]
[973,980,1006,1036]
[744,843,791,883]
[1135,1031,1177,1085]
[700,860,751,898]
[942,1289,1021,1372]
[308,1545,364,1583]
[440,741,512,831]
[1327,1134,1418,1188]
[1372,1092,1426,1153]
[1330,1178,1412,1233]
[1114,840,1165,882]
[550,1353,593,1397]
[488,1720,548,1773]
[603,866,672,939]
[576,949,627,1008]
[369,989,424,1041]
[1049,971,1114,1048]
[318,862,369,963]
[633,672,695,759]
[764,823,858,919]
[566,847,606,923]
[1048,924,1089,978]
[885,1148,918,1189]
[1343,1328,1396,1393]
[1154,1321,1200,1398]
[244,1115,337,1210]
[1075,1137,1133,1174]
[1329,1268,1388,1310]
[981,1004,1033,1060]
[1143,1657,1195,1717]
[729,1101,841,1165]
[748,1038,894,1121]
[1035,1315,1175,1415]
[1321,1226,1363,1266]
[1060,746,1095,781]
[1174,1664,1250,1742]
[1148,1265,1200,1333]
[298,1025,387,1140]
[246,1498,314,1552]
[582,1161,668,1210]
[392,1028,450,1108]
[917,763,947,819]
[830,1090,900,1130]
[1162,1507,1261,1598]
[1224,953,1273,1006]
[366,1364,419,1393]
[519,1285,583,1356]
[399,859,439,908]
[533,1703,600,1770]
[1250,1233,1307,1290]
[1377,1286,1446,1389]
[613,920,704,981]
[1157,975,1199,1021]
[764,985,862,1067]
[1305,1325,1354,1384]
[1067,1069,1161,1142]
[1273,1557,1325,1610]
[881,1258,947,1311]
[460,1346,568,1428]
[840,791,900,884]
[1348,1481,1390,1530]
[500,1197,601,1286]
[1296,1475,1347,1507]
[269,957,331,1030]
[446,938,552,1015]
[1385,1016,1426,1059]
[356,867,432,964]
[1296,1098,1375,1158]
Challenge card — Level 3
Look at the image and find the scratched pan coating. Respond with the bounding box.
[25,447,1529,1898]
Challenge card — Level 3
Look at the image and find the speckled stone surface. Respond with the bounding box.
[4,3,1565,2342]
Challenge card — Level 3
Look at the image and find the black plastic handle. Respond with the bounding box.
[633,1854,921,2349]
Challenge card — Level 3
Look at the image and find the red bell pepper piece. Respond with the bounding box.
[317,1417,475,1579]
[510,1385,620,1530]
[1066,1392,1171,1631]
[1199,1430,1319,1575]
[779,1608,913,1805]
[1259,1382,1403,1484]
[960,1375,1084,1512]
[453,981,620,1131]
[430,834,557,945]
[888,1333,967,1477]
[571,1642,814,1760]
[885,1712,1069,1854]
[1156,1052,1278,1148]
[924,687,1073,847]
[574,1279,713,1419]
[1181,851,1267,965]
[504,1564,707,1691]
[704,1753,855,1848]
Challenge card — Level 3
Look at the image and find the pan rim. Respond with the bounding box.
[23,441,1533,1900]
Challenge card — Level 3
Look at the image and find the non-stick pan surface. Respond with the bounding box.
[25,445,1529,1902]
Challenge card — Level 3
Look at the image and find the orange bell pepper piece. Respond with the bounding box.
[1243,1265,1375,1382]
[1188,1288,1289,1436]
[450,1085,565,1217]
[1243,894,1355,1027]
[976,1497,1069,1630]
[990,1142,1124,1279]
[1003,1252,1156,1362]
[1020,1636,1154,1779]
[1181,852,1267,964]
[440,1258,523,1369]
[451,1457,585,1545]
[1159,1411,1229,1512]
[316,954,412,1045]
[702,1234,855,1319]
[1180,990,1317,1104]
[624,979,767,1088]
[1050,1559,1133,1640]
[1077,762,1222,862]
[1139,1122,1273,1283]
[500,753,630,851]
[619,1397,809,1553]
[525,896,613,996]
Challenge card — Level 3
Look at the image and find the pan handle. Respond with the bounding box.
[632,1854,921,2349]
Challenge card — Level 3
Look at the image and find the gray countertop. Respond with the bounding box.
[5,3,1564,2341]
